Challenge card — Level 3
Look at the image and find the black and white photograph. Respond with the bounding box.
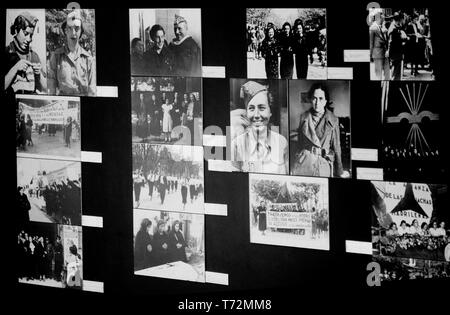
[132,143,204,214]
[246,8,327,80]
[230,79,289,174]
[133,209,205,283]
[129,9,202,77]
[16,95,81,160]
[249,173,329,250]
[17,158,82,226]
[371,181,449,263]
[368,8,434,81]
[17,222,83,289]
[381,82,443,181]
[46,9,97,96]
[5,9,47,97]
[131,77,202,146]
[289,80,351,178]
[373,255,449,283]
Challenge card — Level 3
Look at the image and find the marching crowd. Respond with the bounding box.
[133,170,203,210]
[247,19,326,79]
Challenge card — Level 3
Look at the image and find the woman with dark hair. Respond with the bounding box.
[25,114,33,146]
[130,37,144,74]
[144,24,174,75]
[279,22,294,79]
[398,220,408,235]
[291,82,344,177]
[17,186,31,227]
[421,222,429,236]
[186,93,198,139]
[134,218,154,270]
[64,116,73,148]
[181,178,189,210]
[292,19,309,79]
[386,222,399,237]
[260,26,279,79]
[168,220,188,262]
[153,220,170,265]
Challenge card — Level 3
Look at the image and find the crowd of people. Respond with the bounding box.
[134,218,189,270]
[386,220,447,238]
[369,9,433,80]
[131,87,201,144]
[247,19,326,79]
[22,170,81,225]
[131,14,201,76]
[133,170,203,210]
[16,231,64,283]
[384,144,440,161]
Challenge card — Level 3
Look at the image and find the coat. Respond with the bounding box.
[369,22,388,59]
[292,109,343,177]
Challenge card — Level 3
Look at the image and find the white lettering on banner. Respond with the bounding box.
[18,101,69,125]
[267,205,312,229]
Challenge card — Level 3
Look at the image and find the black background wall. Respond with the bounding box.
[4,0,449,311]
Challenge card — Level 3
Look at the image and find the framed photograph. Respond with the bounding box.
[133,209,205,283]
[246,8,327,80]
[131,76,202,146]
[229,79,289,174]
[16,95,81,160]
[132,144,204,214]
[17,157,82,226]
[130,9,202,77]
[371,181,449,262]
[368,8,434,81]
[289,80,351,178]
[17,222,83,289]
[249,173,329,250]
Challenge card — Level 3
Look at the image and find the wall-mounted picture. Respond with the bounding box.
[249,173,329,250]
[132,144,204,214]
[45,9,97,96]
[131,77,202,146]
[381,82,443,182]
[17,222,83,289]
[371,181,449,263]
[5,9,47,96]
[133,209,205,283]
[230,79,289,174]
[368,8,433,81]
[289,80,351,178]
[17,158,82,226]
[246,8,327,79]
[16,95,81,160]
[130,9,202,77]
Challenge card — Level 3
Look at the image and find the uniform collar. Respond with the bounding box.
[171,35,192,46]
[63,44,91,60]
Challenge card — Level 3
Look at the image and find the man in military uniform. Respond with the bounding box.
[388,12,408,81]
[48,10,96,96]
[168,14,201,77]
[4,11,46,99]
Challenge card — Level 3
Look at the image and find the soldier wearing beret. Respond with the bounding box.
[4,11,46,99]
[231,81,289,174]
[47,10,96,96]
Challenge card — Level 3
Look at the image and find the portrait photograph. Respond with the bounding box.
[289,80,351,179]
[229,79,289,175]
[45,9,97,96]
[17,157,82,226]
[133,209,205,283]
[246,8,327,80]
[16,95,81,160]
[132,143,204,214]
[131,76,202,146]
[5,9,47,96]
[368,8,434,81]
[130,9,202,77]
[371,181,449,262]
[249,173,329,250]
[381,82,443,182]
[17,222,83,289]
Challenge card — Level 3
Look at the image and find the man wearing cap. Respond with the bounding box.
[369,9,390,80]
[4,11,46,98]
[231,81,288,174]
[48,10,96,96]
[168,14,201,76]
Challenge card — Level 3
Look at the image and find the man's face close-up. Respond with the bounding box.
[16,26,35,50]
[66,18,82,44]
[174,22,187,41]
[247,92,271,132]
